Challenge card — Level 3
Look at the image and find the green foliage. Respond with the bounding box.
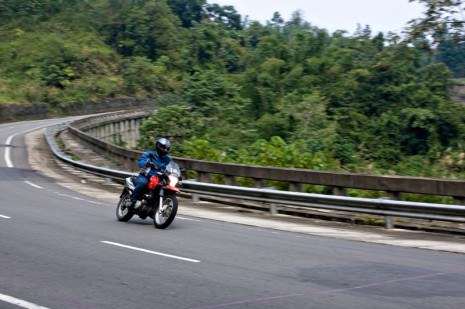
[177,137,223,161]
[136,105,203,151]
[435,40,465,78]
[92,0,184,61]
[205,3,243,30]
[233,137,340,171]
[184,20,246,72]
[167,0,206,28]
[121,56,179,96]
[175,135,340,182]
[406,0,465,46]
[0,26,121,103]
[179,69,256,149]
[2,0,465,189]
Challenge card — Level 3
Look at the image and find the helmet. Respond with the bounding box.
[155,137,171,158]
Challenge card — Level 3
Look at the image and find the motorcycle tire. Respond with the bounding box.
[116,191,135,222]
[153,194,178,229]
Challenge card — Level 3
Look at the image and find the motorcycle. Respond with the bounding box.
[116,160,182,229]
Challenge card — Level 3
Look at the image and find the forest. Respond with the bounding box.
[1,0,465,182]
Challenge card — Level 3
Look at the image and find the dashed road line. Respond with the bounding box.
[101,241,201,263]
[24,181,43,189]
[55,193,85,201]
[0,293,50,309]
[177,216,201,221]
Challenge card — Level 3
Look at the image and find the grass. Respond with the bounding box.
[451,78,465,86]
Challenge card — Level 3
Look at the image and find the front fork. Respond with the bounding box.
[158,188,165,211]
[120,187,130,199]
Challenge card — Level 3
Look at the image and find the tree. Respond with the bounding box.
[435,39,465,77]
[243,21,271,48]
[137,105,203,151]
[183,18,246,73]
[0,0,66,23]
[268,12,284,29]
[398,108,437,156]
[166,0,206,28]
[179,69,254,149]
[206,3,243,30]
[407,0,465,46]
[121,56,180,96]
[106,0,183,60]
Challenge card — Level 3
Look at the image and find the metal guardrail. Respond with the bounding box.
[65,111,465,204]
[45,122,133,181]
[44,124,465,229]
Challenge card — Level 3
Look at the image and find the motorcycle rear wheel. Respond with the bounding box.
[116,191,135,222]
[153,195,178,229]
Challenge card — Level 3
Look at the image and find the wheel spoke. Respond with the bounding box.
[153,195,178,229]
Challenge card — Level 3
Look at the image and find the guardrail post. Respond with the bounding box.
[388,191,402,201]
[269,203,278,215]
[198,172,211,183]
[188,179,201,202]
[383,194,400,229]
[385,216,394,229]
[332,186,346,196]
[453,197,465,205]
[253,178,265,188]
[289,182,302,192]
[224,175,236,186]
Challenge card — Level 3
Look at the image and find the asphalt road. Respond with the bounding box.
[1,118,465,309]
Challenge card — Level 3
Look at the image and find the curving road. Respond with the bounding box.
[1,118,465,309]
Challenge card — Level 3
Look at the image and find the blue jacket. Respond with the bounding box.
[138,150,172,177]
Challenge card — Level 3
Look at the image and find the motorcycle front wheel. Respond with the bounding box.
[116,191,135,222]
[153,195,178,229]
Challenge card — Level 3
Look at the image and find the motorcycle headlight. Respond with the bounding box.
[168,175,179,187]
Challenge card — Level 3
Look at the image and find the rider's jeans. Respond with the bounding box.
[130,173,149,201]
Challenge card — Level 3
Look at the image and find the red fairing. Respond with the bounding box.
[147,176,159,189]
[166,185,180,192]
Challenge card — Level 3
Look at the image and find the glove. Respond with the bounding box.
[147,161,157,169]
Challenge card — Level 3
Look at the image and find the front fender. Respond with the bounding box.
[165,185,180,193]
[120,187,130,198]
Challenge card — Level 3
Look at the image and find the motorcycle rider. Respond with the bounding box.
[125,137,172,209]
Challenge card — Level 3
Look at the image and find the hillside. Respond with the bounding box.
[1,0,465,181]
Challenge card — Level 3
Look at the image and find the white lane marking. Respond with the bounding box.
[0,214,11,219]
[0,293,50,309]
[101,241,201,263]
[4,125,51,168]
[52,192,106,205]
[55,193,84,200]
[4,135,14,167]
[177,216,201,222]
[88,200,104,205]
[24,181,43,189]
